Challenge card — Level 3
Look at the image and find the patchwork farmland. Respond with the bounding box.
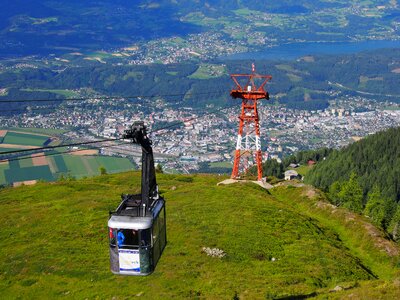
[0,129,135,186]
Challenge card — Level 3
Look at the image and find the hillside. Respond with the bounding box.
[306,126,400,200]
[2,48,400,113]
[305,127,400,239]
[0,172,399,298]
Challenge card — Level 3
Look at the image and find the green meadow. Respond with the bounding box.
[0,173,398,299]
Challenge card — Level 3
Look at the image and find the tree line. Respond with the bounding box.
[305,127,400,241]
[247,147,333,179]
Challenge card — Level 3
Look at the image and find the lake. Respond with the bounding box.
[223,40,400,60]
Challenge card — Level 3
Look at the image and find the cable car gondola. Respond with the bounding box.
[108,122,167,276]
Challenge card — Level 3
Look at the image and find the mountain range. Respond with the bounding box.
[1,0,399,56]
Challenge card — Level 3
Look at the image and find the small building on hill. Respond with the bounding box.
[284,170,299,181]
[308,160,316,166]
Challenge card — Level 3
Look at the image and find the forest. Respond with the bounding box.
[305,127,400,241]
[247,128,400,243]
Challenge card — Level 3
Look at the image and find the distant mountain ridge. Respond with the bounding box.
[0,0,398,56]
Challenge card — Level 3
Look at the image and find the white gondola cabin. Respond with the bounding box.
[108,195,166,275]
[108,122,167,276]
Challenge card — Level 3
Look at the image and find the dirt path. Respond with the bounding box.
[217,179,274,189]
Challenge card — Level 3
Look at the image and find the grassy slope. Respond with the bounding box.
[0,173,399,299]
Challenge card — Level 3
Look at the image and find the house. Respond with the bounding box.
[308,160,316,166]
[284,170,299,181]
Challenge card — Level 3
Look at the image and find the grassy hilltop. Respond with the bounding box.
[0,172,399,299]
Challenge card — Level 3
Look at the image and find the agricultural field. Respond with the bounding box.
[0,152,135,186]
[0,127,66,136]
[188,63,227,79]
[0,129,135,186]
[2,131,51,147]
[20,88,80,98]
[0,129,52,153]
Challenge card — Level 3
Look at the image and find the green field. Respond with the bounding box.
[188,64,226,79]
[2,132,50,147]
[287,73,302,82]
[209,161,233,168]
[5,165,54,183]
[0,127,66,135]
[0,173,398,298]
[0,164,7,184]
[0,148,24,153]
[232,8,259,16]
[21,88,79,98]
[0,153,135,185]
[18,157,34,169]
[60,155,135,178]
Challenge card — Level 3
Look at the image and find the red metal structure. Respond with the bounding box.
[230,64,272,181]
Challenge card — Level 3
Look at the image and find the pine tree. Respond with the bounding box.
[338,173,363,213]
[388,205,400,242]
[383,199,397,230]
[328,181,342,206]
[364,186,385,227]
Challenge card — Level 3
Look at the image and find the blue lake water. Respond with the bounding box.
[224,40,400,60]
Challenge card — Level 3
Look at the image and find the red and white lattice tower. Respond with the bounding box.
[230,64,272,181]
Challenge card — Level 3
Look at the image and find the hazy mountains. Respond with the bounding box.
[0,0,201,57]
[1,0,399,57]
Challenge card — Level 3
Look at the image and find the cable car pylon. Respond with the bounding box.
[230,64,272,181]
